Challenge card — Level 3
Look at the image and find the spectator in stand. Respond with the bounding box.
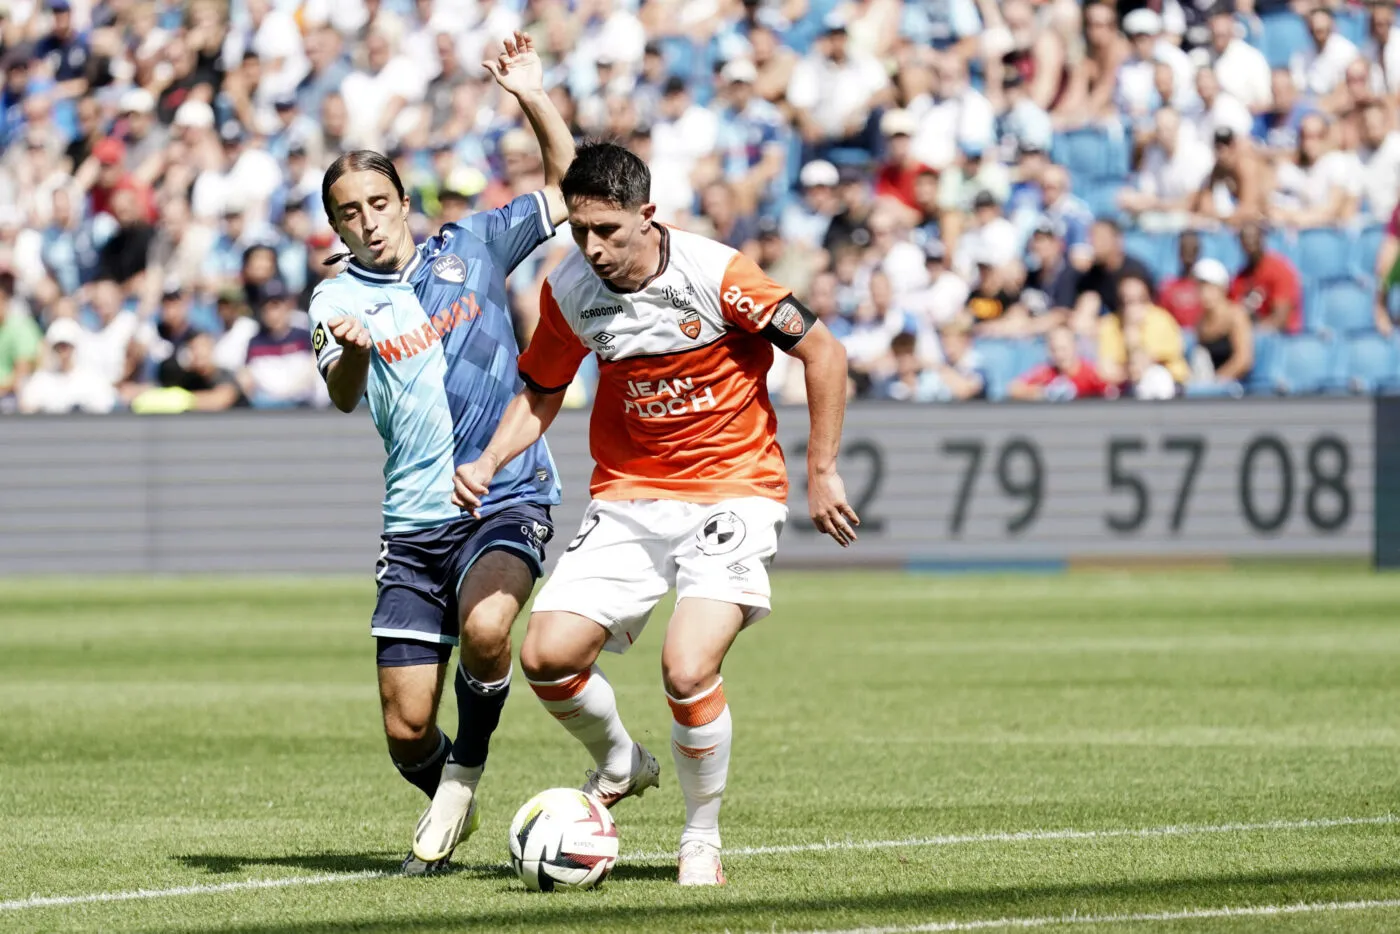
[1230,221,1302,333]
[1270,113,1360,228]
[117,88,168,186]
[1117,9,1197,117]
[843,271,905,393]
[1073,219,1155,333]
[1098,271,1189,398]
[997,70,1054,158]
[144,283,203,387]
[824,164,878,254]
[955,190,1019,281]
[873,109,929,219]
[788,12,890,160]
[1357,100,1400,220]
[1193,126,1267,227]
[213,286,259,374]
[1019,220,1078,333]
[1364,0,1400,101]
[1257,67,1319,153]
[1190,258,1254,386]
[1292,6,1358,98]
[1159,229,1205,328]
[34,0,89,103]
[1186,65,1253,150]
[1119,106,1214,232]
[95,186,156,286]
[19,316,115,414]
[909,52,996,174]
[650,75,718,224]
[965,249,1028,335]
[754,218,815,304]
[1207,5,1272,115]
[708,58,788,217]
[878,326,985,402]
[1038,164,1094,267]
[905,238,970,331]
[140,332,243,412]
[1008,323,1110,401]
[79,278,143,395]
[0,273,40,406]
[237,279,316,408]
[694,180,758,254]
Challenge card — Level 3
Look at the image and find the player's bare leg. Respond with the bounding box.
[378,662,454,873]
[412,551,536,864]
[661,598,744,886]
[521,611,660,806]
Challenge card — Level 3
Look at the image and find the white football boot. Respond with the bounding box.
[581,741,660,808]
[410,763,482,864]
[677,839,726,886]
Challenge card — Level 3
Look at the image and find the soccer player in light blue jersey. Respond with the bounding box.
[308,33,573,874]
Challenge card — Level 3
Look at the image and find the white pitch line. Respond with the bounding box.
[0,870,386,912]
[0,814,1394,913]
[774,898,1400,934]
[626,813,1399,861]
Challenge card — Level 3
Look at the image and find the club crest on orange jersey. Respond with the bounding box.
[680,313,702,339]
[772,304,805,337]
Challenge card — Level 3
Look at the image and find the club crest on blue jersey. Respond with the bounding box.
[432,254,467,284]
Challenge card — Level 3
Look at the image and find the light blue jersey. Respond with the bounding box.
[309,191,562,533]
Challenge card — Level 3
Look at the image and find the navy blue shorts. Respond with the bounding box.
[371,503,553,666]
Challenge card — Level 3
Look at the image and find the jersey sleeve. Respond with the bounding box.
[456,191,557,275]
[518,281,588,394]
[307,286,351,380]
[718,251,793,333]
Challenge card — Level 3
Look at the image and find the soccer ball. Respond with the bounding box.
[508,788,619,891]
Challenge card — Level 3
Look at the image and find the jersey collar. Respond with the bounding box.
[347,248,422,285]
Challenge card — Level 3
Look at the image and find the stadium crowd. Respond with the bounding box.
[0,0,1398,414]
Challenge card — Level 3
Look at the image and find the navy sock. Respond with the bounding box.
[450,664,510,769]
[394,728,450,799]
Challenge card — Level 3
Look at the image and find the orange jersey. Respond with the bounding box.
[519,226,793,504]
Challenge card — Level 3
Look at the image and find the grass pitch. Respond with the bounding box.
[3,569,1400,933]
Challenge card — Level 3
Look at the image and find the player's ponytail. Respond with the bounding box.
[319,150,407,268]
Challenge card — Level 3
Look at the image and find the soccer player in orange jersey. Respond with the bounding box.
[453,142,858,885]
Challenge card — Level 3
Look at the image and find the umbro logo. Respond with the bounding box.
[726,562,749,575]
[594,332,615,345]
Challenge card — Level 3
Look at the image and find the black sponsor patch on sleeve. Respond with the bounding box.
[761,297,816,351]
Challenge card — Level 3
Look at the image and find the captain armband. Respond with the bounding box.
[759,297,817,351]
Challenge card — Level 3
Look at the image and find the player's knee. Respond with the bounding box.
[520,633,581,682]
[661,659,720,700]
[460,607,512,664]
[382,704,434,746]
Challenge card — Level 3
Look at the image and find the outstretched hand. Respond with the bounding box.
[483,31,544,97]
[809,469,860,548]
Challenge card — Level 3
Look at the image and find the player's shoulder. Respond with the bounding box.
[309,273,359,313]
[666,226,742,288]
[543,249,602,310]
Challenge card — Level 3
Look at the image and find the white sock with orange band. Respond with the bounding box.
[667,679,731,849]
[528,665,635,783]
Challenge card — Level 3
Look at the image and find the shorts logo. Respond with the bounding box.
[771,303,805,337]
[375,541,390,581]
[726,562,749,575]
[312,322,327,353]
[520,521,551,548]
[698,511,747,556]
[535,467,550,484]
[432,255,467,284]
[679,313,702,340]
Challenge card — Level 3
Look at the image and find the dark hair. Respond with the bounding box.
[561,141,651,209]
[320,149,406,265]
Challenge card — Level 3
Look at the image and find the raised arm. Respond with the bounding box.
[486,32,576,227]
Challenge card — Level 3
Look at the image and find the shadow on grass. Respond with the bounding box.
[171,864,1400,933]
[172,853,676,883]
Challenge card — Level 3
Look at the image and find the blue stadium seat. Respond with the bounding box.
[974,339,1031,402]
[1053,129,1110,178]
[1334,7,1367,45]
[1260,11,1311,68]
[1199,230,1245,274]
[1272,334,1341,395]
[1246,331,1282,394]
[1185,380,1245,398]
[1124,229,1174,282]
[1342,334,1400,393]
[1355,222,1387,280]
[1296,227,1352,283]
[1318,279,1375,336]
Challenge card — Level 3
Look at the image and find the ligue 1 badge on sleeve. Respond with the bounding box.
[432,254,467,284]
[312,322,327,353]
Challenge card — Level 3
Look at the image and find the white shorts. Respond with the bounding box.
[531,497,789,654]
